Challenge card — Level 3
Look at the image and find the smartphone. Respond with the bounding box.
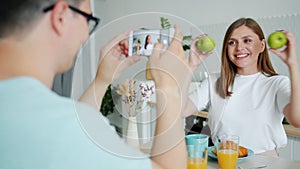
[128,28,175,56]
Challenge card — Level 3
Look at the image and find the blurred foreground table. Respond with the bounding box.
[207,154,300,169]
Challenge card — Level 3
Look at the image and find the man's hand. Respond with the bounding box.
[96,30,140,85]
[79,30,140,110]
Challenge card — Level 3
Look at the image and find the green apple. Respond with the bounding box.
[267,31,287,49]
[197,36,215,53]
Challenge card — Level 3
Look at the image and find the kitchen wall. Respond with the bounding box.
[72,0,300,96]
[76,0,300,84]
[94,0,300,26]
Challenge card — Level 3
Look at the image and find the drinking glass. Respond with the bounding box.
[216,135,239,169]
[187,145,208,169]
[185,134,209,169]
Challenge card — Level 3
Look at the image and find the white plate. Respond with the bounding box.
[208,146,254,161]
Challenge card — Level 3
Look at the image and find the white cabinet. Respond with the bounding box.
[278,136,300,161]
[293,137,300,161]
[278,136,293,160]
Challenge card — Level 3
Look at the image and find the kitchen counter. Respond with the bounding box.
[195,111,300,139]
[207,154,300,169]
[283,124,300,138]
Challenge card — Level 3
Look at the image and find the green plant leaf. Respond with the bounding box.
[160,17,172,29]
[100,84,115,116]
[160,17,192,51]
[183,35,192,41]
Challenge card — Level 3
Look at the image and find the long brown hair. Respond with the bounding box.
[216,18,277,98]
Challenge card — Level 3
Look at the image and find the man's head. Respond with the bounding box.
[0,0,85,39]
[0,0,101,77]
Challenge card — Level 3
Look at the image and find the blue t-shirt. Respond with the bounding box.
[0,77,151,169]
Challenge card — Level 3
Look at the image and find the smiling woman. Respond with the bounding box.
[183,17,300,156]
[226,25,266,75]
[216,18,277,98]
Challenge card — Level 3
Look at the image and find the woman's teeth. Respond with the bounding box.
[236,54,248,58]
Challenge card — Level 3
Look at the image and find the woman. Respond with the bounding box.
[184,18,300,156]
[144,35,153,50]
[142,35,154,56]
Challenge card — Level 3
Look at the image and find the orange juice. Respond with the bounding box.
[187,158,207,169]
[217,149,238,169]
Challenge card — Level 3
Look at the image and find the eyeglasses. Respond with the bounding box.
[43,4,100,35]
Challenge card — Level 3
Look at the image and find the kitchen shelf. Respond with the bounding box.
[195,111,208,118]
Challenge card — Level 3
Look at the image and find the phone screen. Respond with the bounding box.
[128,28,174,56]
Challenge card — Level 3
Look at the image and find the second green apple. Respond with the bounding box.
[267,31,287,49]
[197,36,215,53]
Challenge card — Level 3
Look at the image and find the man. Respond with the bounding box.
[0,0,197,168]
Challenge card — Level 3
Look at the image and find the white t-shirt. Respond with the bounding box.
[189,72,291,154]
[141,44,154,56]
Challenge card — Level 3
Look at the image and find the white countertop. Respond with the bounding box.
[207,154,300,169]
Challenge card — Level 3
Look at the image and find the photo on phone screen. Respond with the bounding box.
[128,28,174,56]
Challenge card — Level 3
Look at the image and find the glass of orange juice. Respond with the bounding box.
[216,135,239,169]
[187,145,208,169]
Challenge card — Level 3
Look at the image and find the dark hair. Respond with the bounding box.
[144,35,151,49]
[216,18,277,98]
[0,0,84,38]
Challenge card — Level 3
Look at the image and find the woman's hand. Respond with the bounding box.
[269,31,298,68]
[189,34,212,72]
[270,31,300,128]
